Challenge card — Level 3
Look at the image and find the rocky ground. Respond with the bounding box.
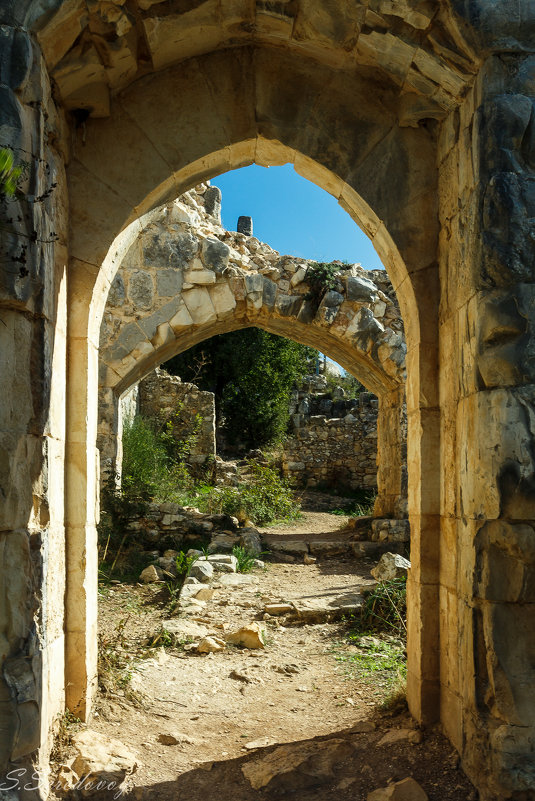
[52,500,476,801]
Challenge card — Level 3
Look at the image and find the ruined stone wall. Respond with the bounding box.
[283,389,379,492]
[2,3,533,799]
[138,369,216,471]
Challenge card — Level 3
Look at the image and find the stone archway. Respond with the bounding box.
[60,44,442,744]
[97,185,407,519]
[1,2,533,798]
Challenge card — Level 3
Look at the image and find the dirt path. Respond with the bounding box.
[57,504,475,801]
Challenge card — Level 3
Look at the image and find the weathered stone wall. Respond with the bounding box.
[139,369,216,471]
[284,390,379,492]
[435,49,535,800]
[0,13,70,791]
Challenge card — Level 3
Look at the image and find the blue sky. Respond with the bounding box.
[211,164,383,270]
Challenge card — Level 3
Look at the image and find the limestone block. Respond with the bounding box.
[204,186,222,221]
[151,322,174,349]
[317,290,343,324]
[476,285,535,389]
[183,268,216,285]
[292,0,363,50]
[182,286,217,325]
[138,299,182,341]
[371,552,411,581]
[143,230,198,268]
[0,26,32,91]
[262,277,277,309]
[94,34,138,91]
[275,293,303,318]
[35,0,88,70]
[201,236,230,273]
[156,269,182,298]
[356,31,416,84]
[71,729,139,792]
[226,623,265,649]
[457,386,535,521]
[142,2,223,70]
[210,282,236,318]
[127,270,153,309]
[475,520,535,604]
[480,602,535,726]
[168,201,200,227]
[169,303,194,333]
[189,561,214,582]
[52,42,110,116]
[107,273,125,307]
[140,565,163,583]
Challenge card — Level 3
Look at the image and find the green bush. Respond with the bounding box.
[0,147,27,198]
[122,414,194,502]
[329,489,377,517]
[198,461,300,525]
[167,328,317,450]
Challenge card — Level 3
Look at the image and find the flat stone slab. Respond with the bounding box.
[289,591,364,622]
[218,573,259,586]
[308,540,352,556]
[268,541,309,556]
[161,619,210,639]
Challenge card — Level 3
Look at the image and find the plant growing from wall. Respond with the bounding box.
[305,261,341,310]
[0,147,27,198]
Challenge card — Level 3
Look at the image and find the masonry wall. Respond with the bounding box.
[0,22,69,788]
[138,369,216,471]
[283,391,379,492]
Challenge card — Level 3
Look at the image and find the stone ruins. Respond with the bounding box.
[1,2,534,799]
[99,183,406,513]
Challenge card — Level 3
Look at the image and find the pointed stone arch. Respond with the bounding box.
[97,188,407,519]
[63,50,441,732]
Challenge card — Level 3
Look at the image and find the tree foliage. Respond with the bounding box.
[166,329,317,450]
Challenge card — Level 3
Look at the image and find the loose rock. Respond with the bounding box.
[226,623,265,649]
[189,561,214,582]
[371,552,411,581]
[71,730,139,795]
[140,565,163,583]
[197,636,226,653]
[242,738,355,792]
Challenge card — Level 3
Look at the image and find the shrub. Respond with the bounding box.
[0,147,27,198]
[198,461,301,525]
[122,415,194,502]
[359,577,407,637]
[305,261,341,310]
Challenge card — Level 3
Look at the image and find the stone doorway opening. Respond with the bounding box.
[82,178,439,796]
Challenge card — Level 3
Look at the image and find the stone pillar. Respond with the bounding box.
[204,185,221,222]
[438,47,535,799]
[65,259,100,720]
[374,387,407,518]
[237,215,253,236]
